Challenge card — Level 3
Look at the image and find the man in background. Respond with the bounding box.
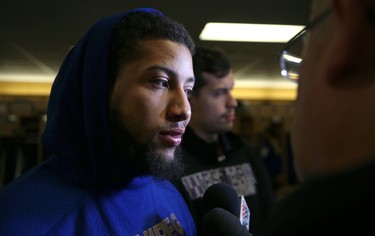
[173,47,275,235]
[255,0,375,234]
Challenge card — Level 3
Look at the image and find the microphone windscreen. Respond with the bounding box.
[202,208,250,236]
[203,182,241,217]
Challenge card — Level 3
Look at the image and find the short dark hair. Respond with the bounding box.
[108,11,195,88]
[192,47,231,95]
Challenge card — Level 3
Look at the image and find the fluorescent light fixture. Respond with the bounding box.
[235,79,297,89]
[199,22,305,43]
[0,73,56,83]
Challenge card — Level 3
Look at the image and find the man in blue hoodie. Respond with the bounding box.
[0,9,197,236]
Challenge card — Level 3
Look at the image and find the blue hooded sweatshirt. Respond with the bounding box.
[0,8,196,236]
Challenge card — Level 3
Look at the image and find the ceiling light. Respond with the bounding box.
[199,22,305,43]
[0,73,55,83]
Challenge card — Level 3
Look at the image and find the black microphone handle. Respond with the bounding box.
[203,182,241,217]
[202,207,250,236]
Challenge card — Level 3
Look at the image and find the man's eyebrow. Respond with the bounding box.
[186,77,195,84]
[147,65,174,75]
[147,65,195,83]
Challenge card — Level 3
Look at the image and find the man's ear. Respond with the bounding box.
[324,0,375,85]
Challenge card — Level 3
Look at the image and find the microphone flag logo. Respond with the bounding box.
[239,195,250,230]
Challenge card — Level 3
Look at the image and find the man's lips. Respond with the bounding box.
[224,113,236,121]
[159,128,185,146]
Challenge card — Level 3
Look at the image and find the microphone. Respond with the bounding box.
[202,207,250,236]
[202,182,250,230]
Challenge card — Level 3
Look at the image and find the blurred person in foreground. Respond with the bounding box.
[0,8,197,236]
[255,0,375,235]
[173,47,275,235]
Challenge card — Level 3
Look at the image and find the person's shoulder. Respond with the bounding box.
[224,131,250,143]
[256,163,375,235]
[223,131,245,145]
[224,130,240,139]
[0,161,92,234]
[0,159,89,199]
[152,178,184,195]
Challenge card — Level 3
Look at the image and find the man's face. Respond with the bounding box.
[289,0,375,181]
[292,0,334,181]
[189,71,237,140]
[109,39,194,178]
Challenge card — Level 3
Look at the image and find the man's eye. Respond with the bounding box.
[214,88,229,96]
[185,89,193,98]
[153,77,169,88]
[160,80,169,88]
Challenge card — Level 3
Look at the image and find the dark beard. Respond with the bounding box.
[108,103,186,182]
[145,146,186,181]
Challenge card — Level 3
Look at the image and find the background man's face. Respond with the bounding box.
[190,71,237,137]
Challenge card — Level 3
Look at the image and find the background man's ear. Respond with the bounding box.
[324,0,375,84]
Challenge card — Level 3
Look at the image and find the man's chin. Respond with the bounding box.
[108,105,185,181]
[154,148,177,161]
[146,146,186,181]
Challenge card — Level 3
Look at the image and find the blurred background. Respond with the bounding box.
[0,0,311,195]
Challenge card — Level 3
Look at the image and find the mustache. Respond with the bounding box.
[159,122,188,131]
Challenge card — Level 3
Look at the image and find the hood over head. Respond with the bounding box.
[42,8,163,187]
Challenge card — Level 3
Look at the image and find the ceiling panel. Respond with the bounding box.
[0,0,312,85]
